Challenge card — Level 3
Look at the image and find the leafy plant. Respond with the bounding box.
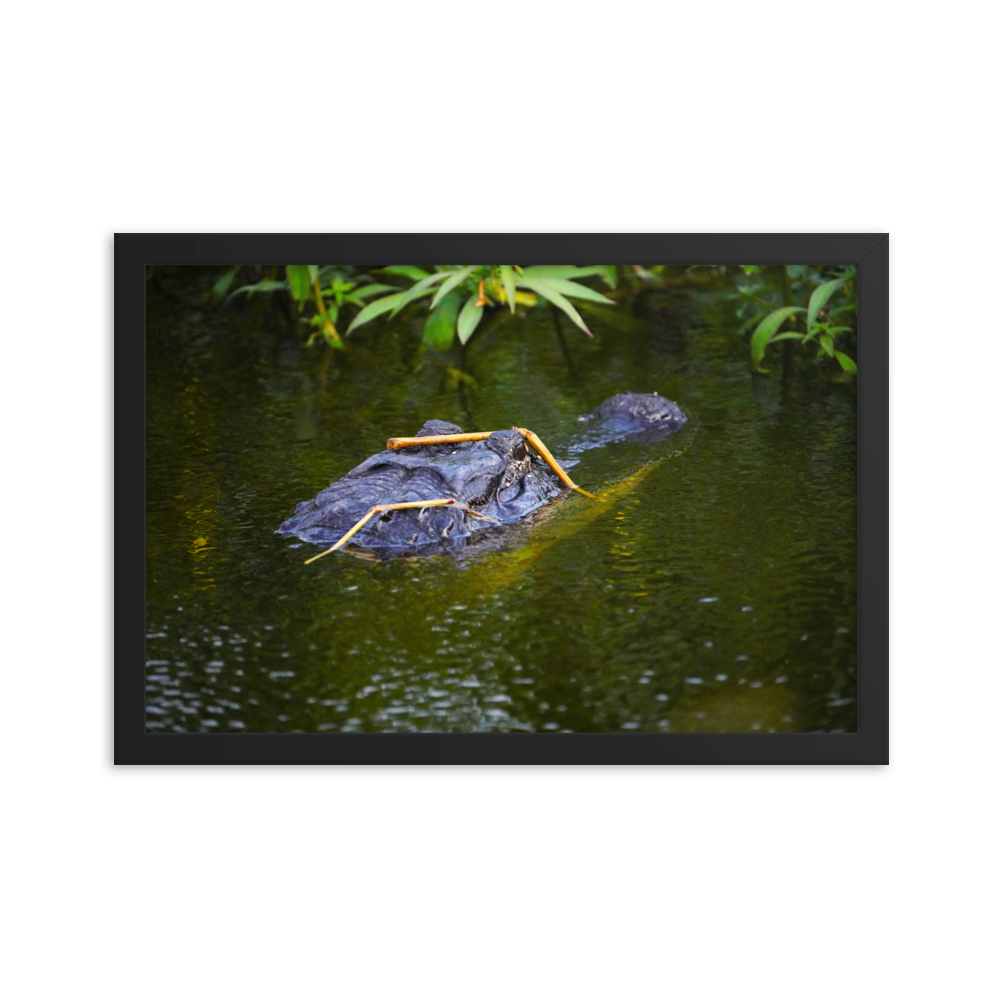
[346,265,617,349]
[227,266,396,348]
[741,265,857,372]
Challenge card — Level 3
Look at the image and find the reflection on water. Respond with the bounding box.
[146,269,857,733]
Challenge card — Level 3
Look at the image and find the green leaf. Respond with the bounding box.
[228,279,287,298]
[499,265,518,313]
[380,265,432,281]
[829,303,857,320]
[351,283,401,300]
[422,292,461,350]
[516,277,593,337]
[389,270,451,318]
[632,265,663,285]
[819,334,834,355]
[520,265,603,281]
[742,265,760,275]
[769,332,804,342]
[593,265,617,288]
[807,278,847,334]
[345,291,408,335]
[430,266,479,310]
[523,276,615,306]
[457,294,485,345]
[307,265,319,285]
[311,306,340,325]
[286,265,313,302]
[834,351,857,373]
[211,266,241,299]
[750,306,806,367]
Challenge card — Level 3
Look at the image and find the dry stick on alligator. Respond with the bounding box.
[278,393,687,563]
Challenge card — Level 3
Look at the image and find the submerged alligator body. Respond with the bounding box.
[278,392,686,557]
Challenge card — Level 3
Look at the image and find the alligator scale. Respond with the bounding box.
[278,392,687,561]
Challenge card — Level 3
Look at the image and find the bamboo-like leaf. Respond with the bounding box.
[834,351,857,373]
[769,332,804,342]
[819,334,834,355]
[520,265,605,281]
[807,278,847,334]
[526,276,615,306]
[345,291,408,335]
[750,306,806,367]
[422,292,462,350]
[499,265,518,313]
[380,265,432,281]
[389,270,451,318]
[344,288,442,337]
[307,265,319,285]
[286,265,313,302]
[351,283,401,300]
[593,265,617,288]
[227,279,287,298]
[211,266,241,299]
[457,294,484,344]
[631,265,662,285]
[516,277,593,337]
[430,266,479,310]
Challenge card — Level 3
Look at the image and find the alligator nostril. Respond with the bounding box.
[513,442,527,461]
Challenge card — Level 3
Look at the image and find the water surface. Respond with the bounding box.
[146,269,857,733]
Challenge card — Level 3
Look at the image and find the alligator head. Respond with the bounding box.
[278,392,687,556]
[571,391,687,451]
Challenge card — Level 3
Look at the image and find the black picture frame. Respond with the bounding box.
[118,233,887,764]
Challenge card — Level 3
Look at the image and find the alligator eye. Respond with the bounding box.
[513,442,527,461]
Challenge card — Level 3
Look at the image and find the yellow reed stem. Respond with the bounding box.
[303,498,457,564]
[387,432,492,449]
[516,428,597,499]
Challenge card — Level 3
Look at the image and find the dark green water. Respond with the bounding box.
[146,269,857,734]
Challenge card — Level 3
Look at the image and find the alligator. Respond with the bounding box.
[277,392,687,560]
